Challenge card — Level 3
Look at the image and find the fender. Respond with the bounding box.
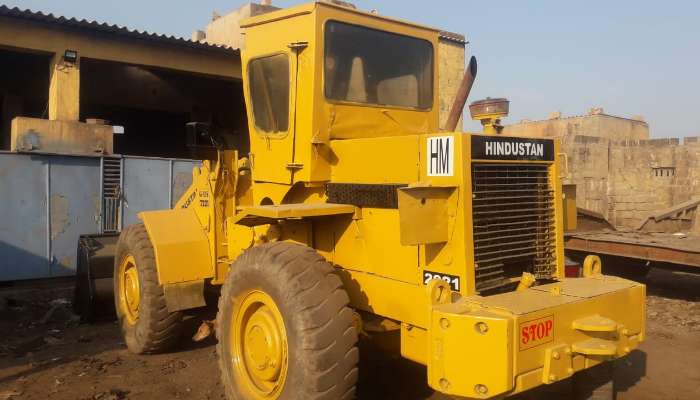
[139,208,213,311]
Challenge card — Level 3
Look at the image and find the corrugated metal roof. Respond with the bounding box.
[439,31,468,45]
[0,4,238,54]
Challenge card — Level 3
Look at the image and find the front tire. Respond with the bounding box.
[216,242,359,400]
[114,224,183,354]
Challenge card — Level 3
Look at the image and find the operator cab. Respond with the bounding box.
[240,1,441,184]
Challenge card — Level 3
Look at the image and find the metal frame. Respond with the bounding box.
[566,234,700,269]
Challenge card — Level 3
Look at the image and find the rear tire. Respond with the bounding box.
[216,242,359,400]
[114,224,183,354]
[573,363,615,400]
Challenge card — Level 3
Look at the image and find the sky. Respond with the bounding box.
[4,0,699,137]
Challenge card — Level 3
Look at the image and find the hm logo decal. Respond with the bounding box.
[427,136,454,177]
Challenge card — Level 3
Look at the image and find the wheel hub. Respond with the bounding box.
[118,255,140,325]
[232,290,288,398]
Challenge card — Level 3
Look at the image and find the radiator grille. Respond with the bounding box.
[102,157,121,233]
[471,163,556,292]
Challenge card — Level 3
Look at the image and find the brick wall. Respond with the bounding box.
[561,135,610,219]
[501,111,700,228]
[563,136,700,228]
[503,113,649,141]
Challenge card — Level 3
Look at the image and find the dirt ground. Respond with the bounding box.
[1,268,699,400]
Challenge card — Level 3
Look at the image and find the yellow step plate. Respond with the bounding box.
[572,338,617,356]
[572,315,618,332]
[233,203,357,226]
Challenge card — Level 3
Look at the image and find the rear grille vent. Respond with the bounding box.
[327,183,406,208]
[471,163,556,292]
[102,157,121,233]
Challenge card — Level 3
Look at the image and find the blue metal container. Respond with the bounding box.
[0,152,200,281]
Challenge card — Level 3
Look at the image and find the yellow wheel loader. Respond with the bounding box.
[112,2,645,399]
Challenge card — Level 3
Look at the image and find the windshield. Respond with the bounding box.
[324,21,434,110]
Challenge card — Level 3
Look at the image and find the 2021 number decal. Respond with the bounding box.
[423,271,460,291]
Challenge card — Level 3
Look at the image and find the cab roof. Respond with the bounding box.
[240,1,441,33]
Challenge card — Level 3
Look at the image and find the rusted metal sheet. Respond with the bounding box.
[0,152,200,281]
[565,231,700,268]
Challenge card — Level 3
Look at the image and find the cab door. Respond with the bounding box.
[246,49,298,185]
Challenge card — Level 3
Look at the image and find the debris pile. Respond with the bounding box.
[647,295,700,332]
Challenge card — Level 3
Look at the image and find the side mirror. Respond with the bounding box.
[185,122,215,148]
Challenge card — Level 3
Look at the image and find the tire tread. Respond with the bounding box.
[216,242,358,400]
[114,224,183,354]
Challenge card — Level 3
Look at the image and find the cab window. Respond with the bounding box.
[249,54,290,133]
[324,21,433,110]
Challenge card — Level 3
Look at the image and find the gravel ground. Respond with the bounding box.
[1,268,698,400]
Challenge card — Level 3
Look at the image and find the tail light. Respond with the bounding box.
[564,257,582,278]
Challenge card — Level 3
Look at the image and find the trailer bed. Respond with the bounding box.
[565,230,700,269]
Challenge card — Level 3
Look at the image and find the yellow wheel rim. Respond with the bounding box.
[231,290,288,399]
[118,255,140,325]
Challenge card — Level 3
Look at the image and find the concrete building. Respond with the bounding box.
[504,108,649,141]
[193,2,280,50]
[0,5,244,158]
[504,108,700,229]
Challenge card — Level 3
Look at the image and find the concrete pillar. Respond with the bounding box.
[48,53,80,121]
[438,37,466,131]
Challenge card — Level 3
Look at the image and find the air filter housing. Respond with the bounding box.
[469,98,510,121]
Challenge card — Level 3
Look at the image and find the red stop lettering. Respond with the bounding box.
[521,326,530,344]
[519,316,555,350]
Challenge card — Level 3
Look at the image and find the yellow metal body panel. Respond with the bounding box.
[427,277,645,398]
[336,268,429,328]
[429,304,512,396]
[401,324,428,364]
[317,209,420,287]
[330,135,420,183]
[563,184,578,231]
[139,209,213,284]
[551,140,567,279]
[397,186,453,245]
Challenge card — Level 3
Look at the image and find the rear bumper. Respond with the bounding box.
[427,276,645,398]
